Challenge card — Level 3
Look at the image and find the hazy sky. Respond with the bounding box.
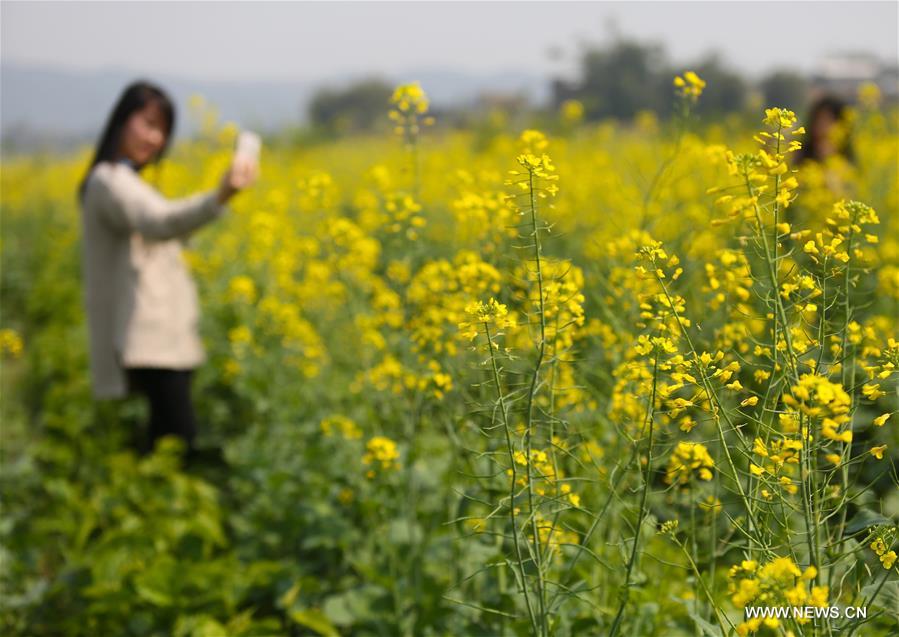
[3,1,897,82]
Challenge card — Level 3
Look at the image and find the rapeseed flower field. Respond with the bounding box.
[1,78,897,636]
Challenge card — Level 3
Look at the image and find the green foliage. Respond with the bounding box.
[760,69,811,114]
[553,38,748,120]
[308,79,395,136]
[555,38,672,121]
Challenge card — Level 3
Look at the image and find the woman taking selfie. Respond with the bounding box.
[77,80,257,463]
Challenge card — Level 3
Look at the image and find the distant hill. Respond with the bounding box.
[0,63,548,153]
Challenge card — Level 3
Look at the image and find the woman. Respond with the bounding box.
[791,94,857,213]
[77,80,257,461]
[796,94,855,165]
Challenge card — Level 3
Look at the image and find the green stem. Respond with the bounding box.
[655,274,766,550]
[484,320,539,635]
[832,217,858,593]
[673,536,735,635]
[523,167,549,636]
[608,348,660,637]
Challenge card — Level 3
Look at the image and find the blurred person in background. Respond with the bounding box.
[791,93,858,213]
[796,94,855,165]
[77,80,257,465]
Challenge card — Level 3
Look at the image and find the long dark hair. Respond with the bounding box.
[77,80,176,202]
[797,94,854,164]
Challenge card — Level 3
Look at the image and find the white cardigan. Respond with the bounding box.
[79,160,226,399]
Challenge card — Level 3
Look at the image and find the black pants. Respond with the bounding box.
[126,367,197,456]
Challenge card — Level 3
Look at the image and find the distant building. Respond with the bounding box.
[811,52,899,102]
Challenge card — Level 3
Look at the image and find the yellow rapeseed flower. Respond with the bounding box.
[665,441,715,485]
[673,71,705,100]
[0,328,23,358]
[362,435,401,476]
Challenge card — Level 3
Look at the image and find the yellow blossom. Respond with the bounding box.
[873,413,891,427]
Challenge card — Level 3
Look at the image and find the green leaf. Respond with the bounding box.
[387,518,422,545]
[133,556,177,607]
[173,615,228,637]
[861,579,899,613]
[684,601,720,637]
[322,594,355,626]
[278,581,302,609]
[288,608,340,637]
[321,586,385,626]
[845,509,892,535]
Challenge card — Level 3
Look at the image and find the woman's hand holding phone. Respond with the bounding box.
[216,131,260,204]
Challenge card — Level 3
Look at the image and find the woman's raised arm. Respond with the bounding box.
[86,162,225,241]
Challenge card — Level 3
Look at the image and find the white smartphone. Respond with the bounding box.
[235,130,261,164]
